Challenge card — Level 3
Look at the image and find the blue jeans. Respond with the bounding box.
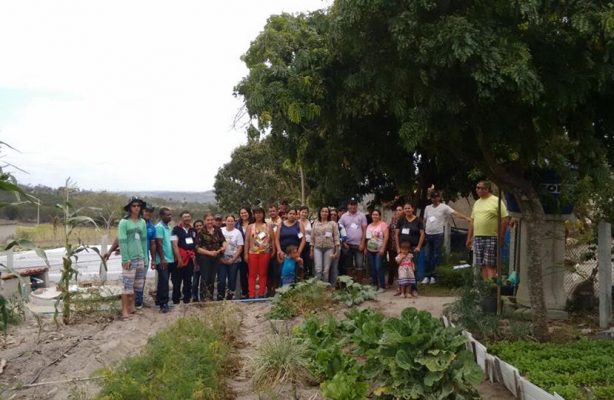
[156,262,176,309]
[367,251,385,289]
[217,262,239,300]
[330,255,339,286]
[424,233,444,278]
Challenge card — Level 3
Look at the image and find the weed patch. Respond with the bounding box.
[0,295,25,332]
[268,276,377,320]
[97,305,241,400]
[267,278,333,319]
[71,288,120,321]
[445,280,532,342]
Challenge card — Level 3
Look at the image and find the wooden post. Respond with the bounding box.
[6,246,13,271]
[443,222,451,254]
[598,221,612,329]
[100,234,108,283]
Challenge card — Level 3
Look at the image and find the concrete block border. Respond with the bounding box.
[441,316,565,400]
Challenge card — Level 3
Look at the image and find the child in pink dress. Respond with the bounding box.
[395,241,418,298]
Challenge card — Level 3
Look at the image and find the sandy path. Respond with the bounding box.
[364,288,456,318]
[228,302,268,400]
[0,292,513,400]
[0,304,203,400]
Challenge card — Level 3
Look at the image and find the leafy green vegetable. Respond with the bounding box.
[489,339,614,400]
[295,308,482,399]
[335,275,378,306]
[321,370,369,400]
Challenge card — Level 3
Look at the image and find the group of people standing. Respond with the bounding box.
[108,182,508,317]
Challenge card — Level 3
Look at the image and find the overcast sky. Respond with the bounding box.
[0,0,329,192]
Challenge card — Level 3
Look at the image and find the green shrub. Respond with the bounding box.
[97,317,233,400]
[435,264,473,288]
[445,278,532,342]
[0,295,25,332]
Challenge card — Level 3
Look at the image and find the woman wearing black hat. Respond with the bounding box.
[118,197,148,320]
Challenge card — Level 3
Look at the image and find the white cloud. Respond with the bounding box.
[0,0,329,191]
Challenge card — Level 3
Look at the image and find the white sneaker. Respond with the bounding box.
[420,277,430,284]
[430,277,436,284]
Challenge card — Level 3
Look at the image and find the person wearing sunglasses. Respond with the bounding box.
[466,181,509,280]
[117,196,147,320]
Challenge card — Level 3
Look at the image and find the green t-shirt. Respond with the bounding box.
[471,195,508,237]
[118,218,147,264]
[155,222,175,263]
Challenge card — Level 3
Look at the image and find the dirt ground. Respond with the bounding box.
[0,290,514,400]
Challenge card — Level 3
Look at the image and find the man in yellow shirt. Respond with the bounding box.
[466,181,509,280]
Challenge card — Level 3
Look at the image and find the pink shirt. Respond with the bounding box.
[366,221,388,252]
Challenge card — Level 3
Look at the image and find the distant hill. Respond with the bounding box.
[118,190,216,204]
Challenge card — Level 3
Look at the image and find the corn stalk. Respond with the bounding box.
[54,178,106,325]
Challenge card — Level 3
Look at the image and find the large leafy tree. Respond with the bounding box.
[214,136,302,212]
[234,12,438,208]
[329,0,614,340]
[237,2,614,339]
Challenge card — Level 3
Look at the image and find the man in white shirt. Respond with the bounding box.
[422,191,470,284]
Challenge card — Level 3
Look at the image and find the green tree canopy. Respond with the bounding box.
[214,136,302,213]
[236,1,614,340]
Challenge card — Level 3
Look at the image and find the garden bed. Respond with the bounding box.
[0,282,514,399]
[489,339,614,400]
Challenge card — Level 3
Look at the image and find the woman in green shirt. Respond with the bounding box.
[118,197,148,320]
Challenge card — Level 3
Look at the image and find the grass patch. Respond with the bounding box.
[489,339,614,400]
[15,224,116,248]
[97,304,240,400]
[251,334,314,391]
[434,263,473,288]
[417,284,457,297]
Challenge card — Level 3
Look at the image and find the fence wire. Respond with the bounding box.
[564,225,612,313]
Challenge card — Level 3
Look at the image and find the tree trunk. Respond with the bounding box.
[515,190,550,341]
[475,134,550,341]
[299,165,305,205]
